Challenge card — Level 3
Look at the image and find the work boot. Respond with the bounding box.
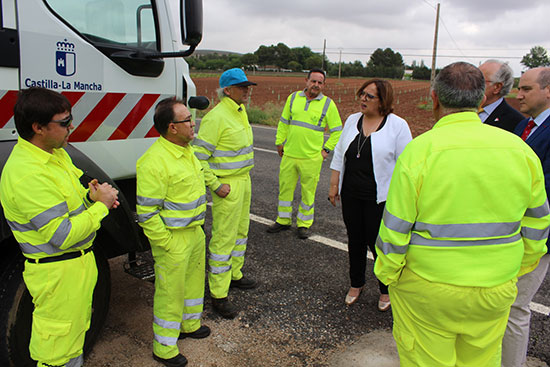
[179,325,211,340]
[266,222,291,233]
[297,227,309,239]
[153,353,188,367]
[211,297,238,319]
[230,276,258,289]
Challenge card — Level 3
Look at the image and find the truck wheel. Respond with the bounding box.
[0,245,111,366]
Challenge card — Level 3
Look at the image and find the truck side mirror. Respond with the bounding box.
[188,96,209,110]
[181,0,203,47]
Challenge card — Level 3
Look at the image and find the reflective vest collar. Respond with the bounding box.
[16,137,63,165]
[221,95,245,112]
[433,111,481,129]
[157,135,192,159]
[299,89,324,101]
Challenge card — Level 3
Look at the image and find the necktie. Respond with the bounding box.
[521,119,536,141]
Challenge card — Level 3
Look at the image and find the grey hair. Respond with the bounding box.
[216,87,229,100]
[433,62,485,109]
[537,68,550,89]
[485,59,514,97]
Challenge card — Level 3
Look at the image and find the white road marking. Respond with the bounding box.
[254,147,278,155]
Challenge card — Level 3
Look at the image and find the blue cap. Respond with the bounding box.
[219,68,257,88]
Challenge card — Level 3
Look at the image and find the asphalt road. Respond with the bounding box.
[89,124,550,366]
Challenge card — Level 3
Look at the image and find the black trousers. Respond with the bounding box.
[341,192,388,294]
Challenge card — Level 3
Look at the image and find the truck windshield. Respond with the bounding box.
[44,0,158,50]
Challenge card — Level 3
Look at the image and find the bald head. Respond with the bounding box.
[517,67,550,118]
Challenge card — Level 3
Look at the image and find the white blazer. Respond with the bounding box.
[330,112,412,203]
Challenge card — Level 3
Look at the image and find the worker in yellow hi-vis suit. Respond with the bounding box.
[374,62,549,367]
[0,87,119,367]
[267,68,342,240]
[193,68,257,320]
[137,98,211,367]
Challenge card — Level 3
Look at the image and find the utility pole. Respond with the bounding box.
[338,49,342,80]
[430,3,440,83]
[322,39,326,71]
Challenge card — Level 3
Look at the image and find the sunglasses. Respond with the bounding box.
[51,114,73,127]
[359,91,378,100]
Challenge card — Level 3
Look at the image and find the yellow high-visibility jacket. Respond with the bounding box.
[275,91,342,159]
[0,138,108,259]
[193,97,254,192]
[136,136,206,249]
[375,112,549,287]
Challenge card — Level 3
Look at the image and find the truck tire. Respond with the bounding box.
[0,245,111,366]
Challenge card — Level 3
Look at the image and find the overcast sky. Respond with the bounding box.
[198,0,550,76]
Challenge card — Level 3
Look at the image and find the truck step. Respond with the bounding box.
[123,251,155,282]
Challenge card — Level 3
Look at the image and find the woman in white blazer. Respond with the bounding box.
[328,79,412,311]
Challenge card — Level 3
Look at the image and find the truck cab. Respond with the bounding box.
[0,1,204,365]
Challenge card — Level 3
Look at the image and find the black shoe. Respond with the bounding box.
[266,222,291,233]
[297,227,309,239]
[178,325,211,340]
[230,277,257,289]
[211,297,238,319]
[153,353,188,367]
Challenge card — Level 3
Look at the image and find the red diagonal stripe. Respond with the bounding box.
[61,91,85,107]
[145,125,160,138]
[69,93,125,142]
[0,91,19,128]
[108,94,160,140]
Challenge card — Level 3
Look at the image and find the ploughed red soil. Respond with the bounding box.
[194,75,524,138]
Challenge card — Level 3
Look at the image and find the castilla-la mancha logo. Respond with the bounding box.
[56,39,76,76]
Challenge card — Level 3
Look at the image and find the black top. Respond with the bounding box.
[341,115,387,201]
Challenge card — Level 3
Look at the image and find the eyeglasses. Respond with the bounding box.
[359,91,378,100]
[171,117,193,124]
[51,114,73,127]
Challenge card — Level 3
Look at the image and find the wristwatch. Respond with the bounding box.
[323,148,330,154]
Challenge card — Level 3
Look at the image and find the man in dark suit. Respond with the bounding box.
[479,60,525,132]
[503,67,550,367]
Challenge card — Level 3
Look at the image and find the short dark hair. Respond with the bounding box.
[14,87,71,141]
[433,62,485,109]
[153,97,185,136]
[307,68,326,81]
[356,79,394,116]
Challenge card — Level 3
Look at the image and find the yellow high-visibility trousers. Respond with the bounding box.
[151,226,206,359]
[208,173,251,299]
[276,154,323,229]
[389,267,517,367]
[23,251,97,367]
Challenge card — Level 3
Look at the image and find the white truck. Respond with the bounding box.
[0,0,207,365]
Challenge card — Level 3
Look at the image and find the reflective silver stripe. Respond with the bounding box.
[154,334,178,346]
[383,209,413,234]
[376,236,408,255]
[209,264,232,274]
[209,159,254,170]
[49,218,72,247]
[410,233,522,247]
[182,312,202,320]
[209,252,231,262]
[195,152,210,160]
[66,354,84,367]
[278,211,292,219]
[413,221,521,238]
[193,138,216,153]
[329,125,343,132]
[7,202,69,232]
[278,200,292,207]
[231,250,246,257]
[164,195,206,211]
[212,145,253,158]
[162,212,206,227]
[69,204,86,216]
[289,120,325,132]
[526,200,550,218]
[280,117,290,125]
[19,232,95,256]
[154,315,181,329]
[184,298,204,307]
[137,211,159,223]
[236,238,247,245]
[288,91,298,120]
[137,195,164,207]
[521,226,550,241]
[300,201,314,211]
[297,212,314,221]
[317,97,332,126]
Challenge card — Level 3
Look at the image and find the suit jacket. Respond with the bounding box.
[515,114,550,249]
[485,99,525,132]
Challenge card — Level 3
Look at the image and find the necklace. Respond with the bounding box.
[356,123,368,158]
